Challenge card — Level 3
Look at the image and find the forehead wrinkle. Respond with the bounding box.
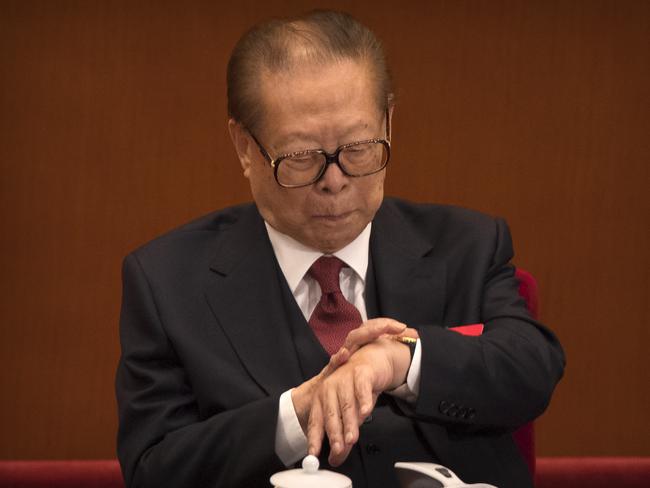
[259,57,372,108]
[256,59,382,152]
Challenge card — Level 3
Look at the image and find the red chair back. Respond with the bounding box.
[513,268,539,477]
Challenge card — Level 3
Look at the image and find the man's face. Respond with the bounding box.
[234,59,388,253]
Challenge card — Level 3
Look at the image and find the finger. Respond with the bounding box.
[307,398,325,457]
[368,317,406,336]
[329,440,354,467]
[328,347,351,370]
[323,385,345,458]
[320,348,348,378]
[337,378,359,446]
[354,365,375,417]
[343,319,406,353]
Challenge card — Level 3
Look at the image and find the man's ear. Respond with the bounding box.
[228,118,254,178]
[386,102,395,141]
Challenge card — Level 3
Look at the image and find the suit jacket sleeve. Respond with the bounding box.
[412,217,565,431]
[115,253,285,488]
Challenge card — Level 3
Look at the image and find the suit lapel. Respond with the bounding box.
[204,206,303,396]
[369,201,446,327]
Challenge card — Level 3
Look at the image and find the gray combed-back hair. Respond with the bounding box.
[227,10,393,133]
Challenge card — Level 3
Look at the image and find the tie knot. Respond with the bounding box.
[309,256,346,294]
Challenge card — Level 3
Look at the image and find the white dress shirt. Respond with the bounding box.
[264,222,422,466]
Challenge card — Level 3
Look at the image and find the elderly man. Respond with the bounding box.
[116,10,564,488]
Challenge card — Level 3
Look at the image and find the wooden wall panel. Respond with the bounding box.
[1,0,648,459]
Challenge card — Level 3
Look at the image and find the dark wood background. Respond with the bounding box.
[1,0,648,459]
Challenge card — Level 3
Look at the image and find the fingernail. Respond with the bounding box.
[332,442,341,453]
[345,432,353,443]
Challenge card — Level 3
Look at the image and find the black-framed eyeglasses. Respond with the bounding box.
[247,112,391,188]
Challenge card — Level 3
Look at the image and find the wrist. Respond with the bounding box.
[393,335,417,360]
[386,338,413,389]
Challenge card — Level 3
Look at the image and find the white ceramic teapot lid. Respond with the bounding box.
[270,455,352,488]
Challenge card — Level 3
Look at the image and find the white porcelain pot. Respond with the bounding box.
[270,455,352,488]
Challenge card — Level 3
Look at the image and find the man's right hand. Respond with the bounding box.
[291,318,407,450]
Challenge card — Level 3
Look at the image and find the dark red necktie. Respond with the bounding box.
[308,256,363,356]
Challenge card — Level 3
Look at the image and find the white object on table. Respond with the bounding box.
[270,455,352,488]
[394,462,498,488]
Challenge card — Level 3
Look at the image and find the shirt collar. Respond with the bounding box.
[264,221,371,293]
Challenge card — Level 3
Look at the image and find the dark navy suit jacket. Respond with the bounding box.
[116,197,565,488]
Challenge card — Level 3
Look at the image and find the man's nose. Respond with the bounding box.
[316,161,348,193]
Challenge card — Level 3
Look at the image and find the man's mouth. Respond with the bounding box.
[313,211,353,222]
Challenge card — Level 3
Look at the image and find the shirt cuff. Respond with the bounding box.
[275,389,309,466]
[386,339,421,402]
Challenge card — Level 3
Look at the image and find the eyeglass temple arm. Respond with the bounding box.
[247,130,274,164]
[386,107,393,142]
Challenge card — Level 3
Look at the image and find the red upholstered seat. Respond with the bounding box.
[2,457,649,487]
[0,460,124,488]
[536,457,650,488]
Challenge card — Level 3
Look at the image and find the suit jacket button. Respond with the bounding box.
[439,401,450,414]
[366,443,381,455]
[467,408,476,419]
[448,405,459,417]
[458,407,468,418]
